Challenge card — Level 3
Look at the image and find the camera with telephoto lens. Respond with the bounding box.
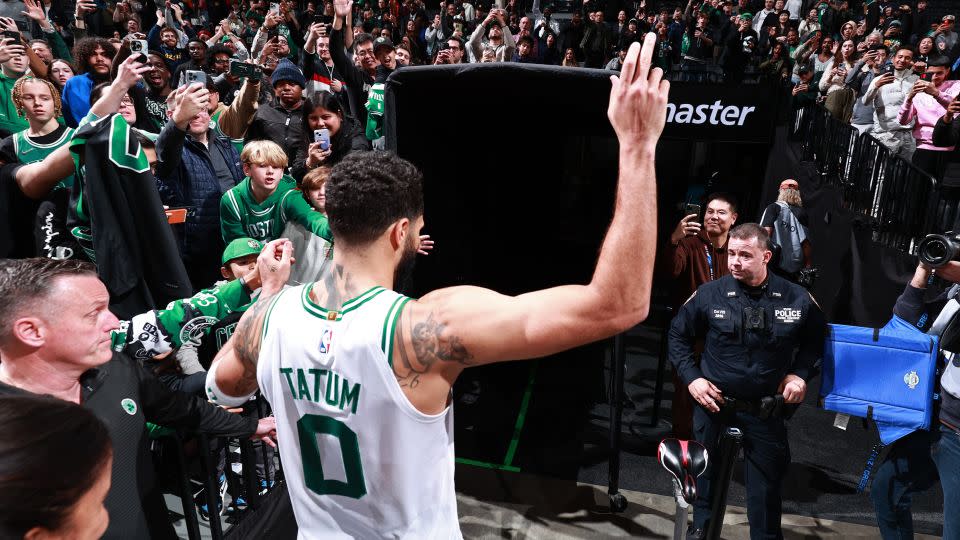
[743,306,766,330]
[918,231,960,268]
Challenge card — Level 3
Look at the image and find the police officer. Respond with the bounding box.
[668,223,826,540]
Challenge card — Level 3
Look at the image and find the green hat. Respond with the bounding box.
[222,238,263,265]
[740,11,753,20]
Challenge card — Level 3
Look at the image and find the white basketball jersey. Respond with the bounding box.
[257,284,461,540]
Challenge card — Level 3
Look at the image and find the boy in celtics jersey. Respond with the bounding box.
[220,140,334,244]
[207,39,667,538]
[0,77,79,259]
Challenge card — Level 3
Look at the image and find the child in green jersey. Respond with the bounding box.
[219,140,333,243]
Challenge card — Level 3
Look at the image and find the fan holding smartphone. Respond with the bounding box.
[293,92,370,181]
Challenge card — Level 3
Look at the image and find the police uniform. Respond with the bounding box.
[668,271,826,539]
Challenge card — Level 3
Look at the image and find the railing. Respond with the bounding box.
[154,395,283,540]
[791,104,943,254]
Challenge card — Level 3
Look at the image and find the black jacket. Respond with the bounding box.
[290,117,371,182]
[331,26,375,129]
[932,116,960,187]
[0,353,257,540]
[669,272,826,400]
[245,100,306,164]
[68,114,193,320]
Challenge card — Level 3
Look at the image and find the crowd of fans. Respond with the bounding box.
[0,0,958,536]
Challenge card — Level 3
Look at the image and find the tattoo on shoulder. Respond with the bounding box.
[394,310,473,388]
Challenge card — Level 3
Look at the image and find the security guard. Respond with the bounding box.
[668,223,826,540]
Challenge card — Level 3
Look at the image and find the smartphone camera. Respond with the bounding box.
[130,39,148,62]
[315,128,330,151]
[184,69,207,87]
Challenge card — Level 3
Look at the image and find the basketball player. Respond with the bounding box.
[206,36,669,538]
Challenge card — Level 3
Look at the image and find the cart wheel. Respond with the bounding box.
[609,492,627,513]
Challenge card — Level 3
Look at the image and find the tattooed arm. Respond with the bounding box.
[210,239,294,399]
[392,40,666,414]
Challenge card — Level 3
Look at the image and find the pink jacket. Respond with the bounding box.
[897,80,960,151]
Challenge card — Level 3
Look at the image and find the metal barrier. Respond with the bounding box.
[790,104,944,253]
[874,157,941,253]
[157,395,284,540]
[848,134,890,217]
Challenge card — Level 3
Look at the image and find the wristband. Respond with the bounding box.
[205,360,256,407]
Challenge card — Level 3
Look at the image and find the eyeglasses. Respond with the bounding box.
[119,96,134,107]
[356,49,372,57]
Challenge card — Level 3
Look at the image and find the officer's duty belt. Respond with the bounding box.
[720,394,785,420]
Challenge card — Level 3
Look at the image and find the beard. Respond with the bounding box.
[393,234,418,295]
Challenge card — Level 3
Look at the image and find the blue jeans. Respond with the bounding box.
[932,424,960,540]
[870,430,939,540]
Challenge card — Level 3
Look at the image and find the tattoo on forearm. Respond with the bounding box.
[229,293,274,394]
[394,310,473,388]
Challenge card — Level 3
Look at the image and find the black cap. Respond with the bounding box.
[373,36,395,53]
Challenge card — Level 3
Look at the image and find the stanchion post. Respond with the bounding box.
[705,427,743,540]
[172,432,203,540]
[197,433,225,539]
[608,333,627,512]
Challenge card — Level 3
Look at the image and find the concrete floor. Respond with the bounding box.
[168,464,933,539]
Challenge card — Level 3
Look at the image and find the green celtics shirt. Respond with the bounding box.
[110,277,251,360]
[220,175,333,243]
[365,82,385,141]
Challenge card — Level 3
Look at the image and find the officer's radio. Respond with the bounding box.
[743,306,766,330]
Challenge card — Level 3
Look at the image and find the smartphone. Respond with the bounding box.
[14,20,27,32]
[165,208,188,224]
[683,203,701,218]
[129,38,148,62]
[270,2,280,13]
[183,69,206,87]
[268,26,280,40]
[315,128,330,150]
[921,72,930,81]
[1,30,19,42]
[229,59,262,79]
[884,63,895,75]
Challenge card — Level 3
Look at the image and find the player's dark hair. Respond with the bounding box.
[706,192,739,214]
[729,223,771,250]
[0,258,97,345]
[0,395,112,538]
[326,152,424,246]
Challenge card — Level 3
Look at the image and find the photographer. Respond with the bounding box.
[668,223,825,539]
[867,260,960,539]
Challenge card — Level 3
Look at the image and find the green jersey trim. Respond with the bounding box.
[300,285,386,320]
[260,287,290,342]
[225,190,243,222]
[382,296,411,367]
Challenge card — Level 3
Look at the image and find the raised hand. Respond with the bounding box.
[607,36,670,147]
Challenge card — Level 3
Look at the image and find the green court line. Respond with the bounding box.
[455,457,521,472]
[502,361,538,468]
[454,361,538,474]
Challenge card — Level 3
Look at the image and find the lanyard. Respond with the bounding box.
[704,245,715,281]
